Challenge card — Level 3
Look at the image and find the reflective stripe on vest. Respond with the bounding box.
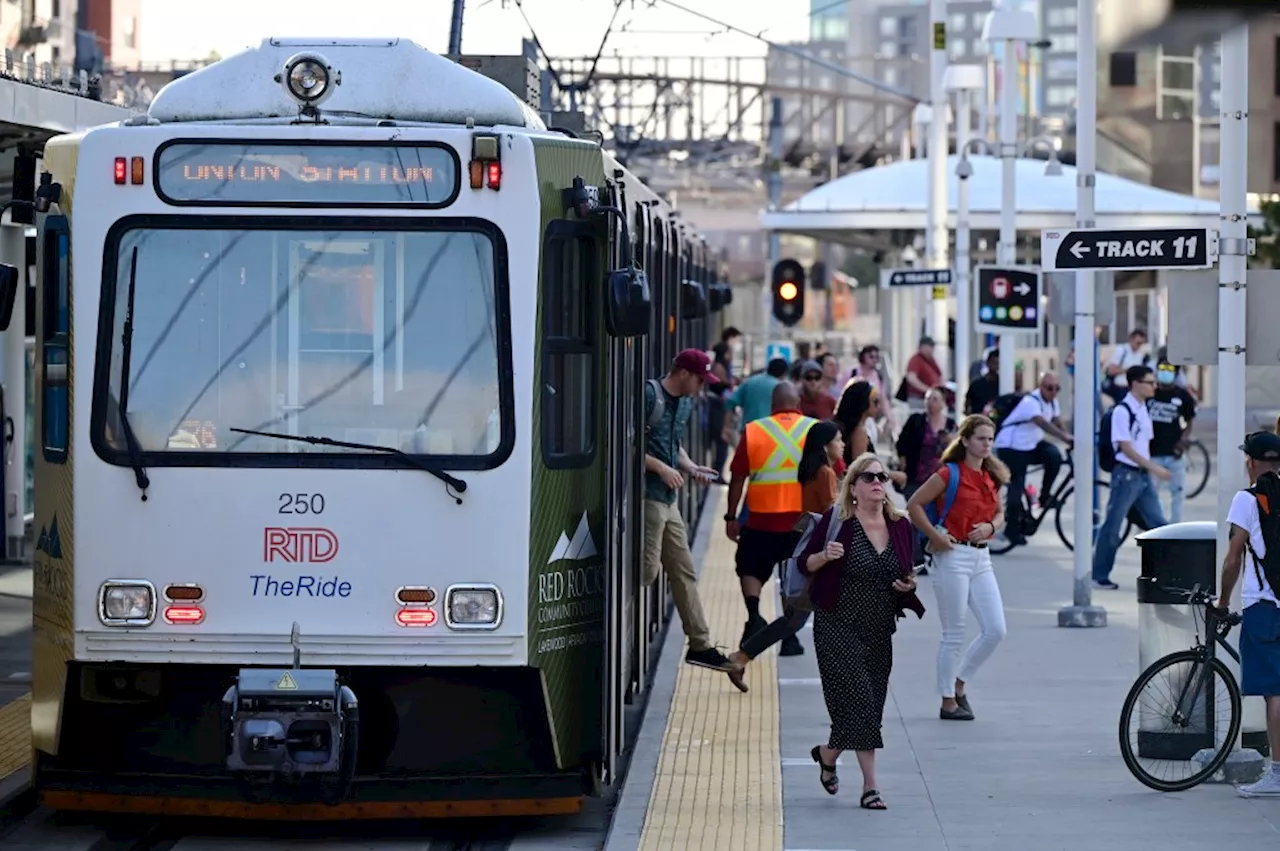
[745,412,816,514]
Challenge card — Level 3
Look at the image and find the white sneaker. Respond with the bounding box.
[1237,769,1280,798]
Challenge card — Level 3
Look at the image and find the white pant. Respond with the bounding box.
[932,544,1007,698]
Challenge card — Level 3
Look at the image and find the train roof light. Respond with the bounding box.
[278,52,340,111]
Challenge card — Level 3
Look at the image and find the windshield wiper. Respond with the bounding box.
[228,427,467,504]
[117,246,151,502]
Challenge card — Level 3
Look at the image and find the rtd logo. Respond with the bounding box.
[264,527,339,563]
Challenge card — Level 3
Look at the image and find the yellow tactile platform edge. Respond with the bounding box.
[637,490,783,851]
[0,693,32,779]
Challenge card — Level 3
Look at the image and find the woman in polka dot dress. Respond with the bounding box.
[796,452,924,810]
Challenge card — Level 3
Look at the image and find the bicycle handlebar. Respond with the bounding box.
[1157,583,1243,627]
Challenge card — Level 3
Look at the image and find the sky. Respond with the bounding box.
[137,0,809,65]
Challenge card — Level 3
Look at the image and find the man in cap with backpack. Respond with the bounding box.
[643,349,737,674]
[1215,431,1280,797]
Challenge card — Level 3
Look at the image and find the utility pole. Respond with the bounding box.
[764,97,783,337]
[449,0,466,55]
[1059,0,1106,629]
[928,0,950,378]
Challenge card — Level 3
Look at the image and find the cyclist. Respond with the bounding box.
[1214,431,1280,797]
[993,371,1073,547]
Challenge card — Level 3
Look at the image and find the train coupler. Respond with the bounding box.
[222,668,358,777]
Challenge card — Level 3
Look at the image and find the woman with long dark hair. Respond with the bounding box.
[906,415,1010,722]
[725,421,844,692]
[800,453,924,809]
[835,380,877,463]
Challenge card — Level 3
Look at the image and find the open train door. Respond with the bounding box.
[601,184,646,788]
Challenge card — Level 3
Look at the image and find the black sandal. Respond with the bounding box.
[810,745,838,795]
[860,789,887,810]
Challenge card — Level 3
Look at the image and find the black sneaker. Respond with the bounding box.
[740,615,767,649]
[686,647,736,671]
[779,636,805,656]
[1093,579,1119,590]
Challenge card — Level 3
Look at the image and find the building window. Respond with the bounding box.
[950,12,967,32]
[123,17,137,49]
[972,12,986,31]
[1160,94,1194,120]
[879,17,896,37]
[1273,122,1280,183]
[949,38,967,60]
[1047,58,1078,79]
[1275,37,1280,97]
[1046,86,1074,107]
[824,18,848,41]
[1110,52,1138,87]
[1052,33,1077,53]
[1047,6,1077,27]
[880,40,898,58]
[540,221,597,468]
[884,67,897,86]
[1161,59,1195,92]
[51,0,60,17]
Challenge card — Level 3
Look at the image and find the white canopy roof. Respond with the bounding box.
[762,154,1253,238]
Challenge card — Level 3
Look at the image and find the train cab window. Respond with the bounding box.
[90,217,514,470]
[41,215,70,463]
[541,220,597,468]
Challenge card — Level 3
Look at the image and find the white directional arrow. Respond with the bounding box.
[1013,282,1031,296]
[1069,241,1090,260]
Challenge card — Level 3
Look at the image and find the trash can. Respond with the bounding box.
[1134,522,1270,759]
[1134,522,1218,762]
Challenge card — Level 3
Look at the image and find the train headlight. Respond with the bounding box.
[287,58,329,101]
[445,584,502,630]
[98,580,157,626]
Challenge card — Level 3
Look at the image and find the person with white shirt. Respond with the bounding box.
[1092,365,1171,590]
[1102,328,1151,405]
[1214,431,1280,797]
[994,372,1074,547]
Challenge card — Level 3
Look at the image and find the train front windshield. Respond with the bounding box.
[91,220,510,468]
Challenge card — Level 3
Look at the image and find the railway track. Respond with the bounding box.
[1,807,527,850]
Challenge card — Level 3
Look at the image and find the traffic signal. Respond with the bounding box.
[771,258,805,326]
[810,260,828,291]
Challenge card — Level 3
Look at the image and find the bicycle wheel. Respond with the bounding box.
[1118,650,1242,792]
[1183,440,1211,500]
[1054,481,1133,551]
[990,487,1034,555]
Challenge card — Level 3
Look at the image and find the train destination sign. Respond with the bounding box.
[1040,227,1217,272]
[155,142,460,206]
[879,268,953,288]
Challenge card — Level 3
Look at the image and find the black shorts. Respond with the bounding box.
[735,526,800,583]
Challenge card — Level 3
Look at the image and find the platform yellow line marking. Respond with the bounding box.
[637,490,783,851]
[0,693,32,779]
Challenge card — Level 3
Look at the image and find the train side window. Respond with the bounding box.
[41,215,70,463]
[541,220,597,469]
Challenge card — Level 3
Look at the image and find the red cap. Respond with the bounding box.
[673,348,712,377]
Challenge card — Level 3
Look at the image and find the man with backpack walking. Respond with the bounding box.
[644,349,737,673]
[1092,365,1170,590]
[1214,431,1280,797]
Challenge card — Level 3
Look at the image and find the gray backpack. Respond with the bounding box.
[645,378,667,431]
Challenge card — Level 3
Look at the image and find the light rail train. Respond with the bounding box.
[13,37,731,819]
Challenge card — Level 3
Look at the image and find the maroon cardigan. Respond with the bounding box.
[801,510,927,619]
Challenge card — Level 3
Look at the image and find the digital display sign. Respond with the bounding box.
[155,142,459,207]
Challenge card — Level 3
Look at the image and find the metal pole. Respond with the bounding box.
[1059,0,1104,628]
[1192,44,1202,198]
[1218,24,1249,614]
[998,36,1018,394]
[765,96,783,337]
[928,0,950,377]
[955,90,973,407]
[448,0,466,55]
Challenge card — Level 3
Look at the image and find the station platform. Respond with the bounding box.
[605,484,1280,851]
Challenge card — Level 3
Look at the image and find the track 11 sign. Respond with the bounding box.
[1040,227,1217,272]
[975,266,1042,334]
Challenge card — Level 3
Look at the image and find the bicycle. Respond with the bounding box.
[1182,438,1211,500]
[1118,584,1243,792]
[991,448,1138,555]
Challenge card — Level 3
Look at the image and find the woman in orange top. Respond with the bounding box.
[906,414,1010,722]
[725,421,844,692]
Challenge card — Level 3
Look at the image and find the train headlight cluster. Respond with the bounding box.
[98,580,157,626]
[445,585,502,630]
[287,58,330,101]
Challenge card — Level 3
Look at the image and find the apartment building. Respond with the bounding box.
[0,0,77,69]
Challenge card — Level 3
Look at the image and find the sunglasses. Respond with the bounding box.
[857,471,890,484]
[1044,384,1060,391]
[803,374,823,381]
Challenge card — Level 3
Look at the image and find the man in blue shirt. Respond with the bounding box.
[728,357,789,428]
[645,349,736,673]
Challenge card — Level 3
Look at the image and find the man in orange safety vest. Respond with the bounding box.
[724,380,816,655]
